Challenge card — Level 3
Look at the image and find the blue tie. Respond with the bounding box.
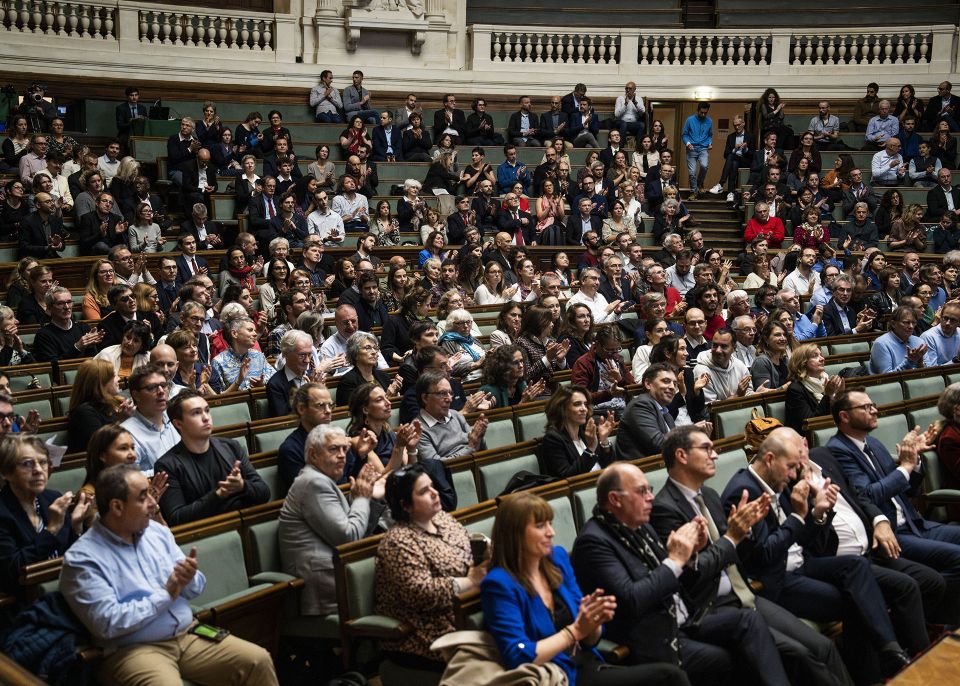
[864,443,921,536]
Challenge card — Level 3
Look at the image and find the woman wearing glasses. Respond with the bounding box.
[0,434,90,595]
[375,463,485,674]
[334,331,401,407]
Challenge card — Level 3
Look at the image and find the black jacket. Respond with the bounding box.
[265,369,297,418]
[18,212,64,259]
[925,185,960,221]
[155,437,270,526]
[96,310,163,350]
[497,209,537,245]
[78,211,126,255]
[539,427,612,478]
[0,486,75,595]
[565,213,602,245]
[432,108,467,141]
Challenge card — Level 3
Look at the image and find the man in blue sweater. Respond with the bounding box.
[682,102,713,199]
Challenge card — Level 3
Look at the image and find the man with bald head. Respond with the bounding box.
[613,81,646,143]
[318,304,386,376]
[18,191,65,259]
[573,461,789,685]
[722,427,914,680]
[179,146,218,211]
[149,343,183,396]
[871,138,907,186]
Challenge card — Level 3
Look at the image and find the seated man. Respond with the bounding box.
[266,329,318,417]
[864,100,899,151]
[692,328,759,403]
[61,464,278,685]
[782,247,821,299]
[332,175,369,233]
[615,364,681,459]
[33,287,104,362]
[840,169,879,218]
[920,299,960,365]
[120,364,180,472]
[496,144,532,195]
[355,272,390,332]
[507,95,542,147]
[651,427,855,686]
[155,391,270,525]
[721,427,915,680]
[371,110,404,162]
[309,70,343,123]
[319,304,387,376]
[18,191,65,259]
[166,117,201,187]
[572,461,791,686]
[97,283,162,349]
[870,139,907,187]
[342,69,378,125]
[278,382,334,496]
[179,203,223,251]
[869,305,937,373]
[178,148,218,215]
[774,289,826,341]
[415,370,488,461]
[613,82,646,143]
[923,168,960,222]
[538,97,570,148]
[823,274,874,337]
[279,425,387,618]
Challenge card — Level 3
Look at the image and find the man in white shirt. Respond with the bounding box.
[871,138,907,187]
[97,139,121,188]
[307,190,344,245]
[332,176,369,233]
[42,153,73,212]
[318,304,387,375]
[665,250,696,296]
[731,315,757,368]
[567,267,626,324]
[783,247,821,297]
[121,364,180,472]
[613,82,646,143]
[808,101,842,150]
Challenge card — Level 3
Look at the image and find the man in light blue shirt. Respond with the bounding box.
[870,139,907,186]
[121,365,180,472]
[682,102,713,198]
[865,100,899,150]
[60,464,277,684]
[870,306,939,373]
[920,301,960,365]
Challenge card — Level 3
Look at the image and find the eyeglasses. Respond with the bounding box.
[98,269,115,276]
[135,382,167,393]
[17,458,49,471]
[615,485,655,497]
[186,315,204,323]
[846,403,877,413]
[0,412,16,423]
[687,320,706,326]
[426,390,454,398]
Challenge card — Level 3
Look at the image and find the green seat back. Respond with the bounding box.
[450,466,479,509]
[477,323,497,336]
[828,341,870,355]
[331,414,351,431]
[462,512,497,538]
[645,467,669,496]
[247,519,282,575]
[572,485,597,528]
[715,404,763,439]
[62,369,79,385]
[257,465,280,501]
[6,372,52,391]
[516,412,545,442]
[483,417,517,451]
[903,376,946,400]
[765,400,786,424]
[477,453,540,500]
[254,397,271,421]
[544,492,577,551]
[343,554,377,621]
[865,382,903,407]
[873,414,910,451]
[255,427,293,454]
[810,425,835,448]
[47,466,86,495]
[181,531,250,611]
[713,450,749,493]
[209,401,251,427]
[909,405,940,433]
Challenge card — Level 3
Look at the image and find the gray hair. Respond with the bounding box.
[726,289,748,306]
[227,315,254,336]
[834,274,855,289]
[580,267,602,281]
[939,382,960,420]
[944,250,960,269]
[424,257,442,271]
[755,201,769,212]
[662,199,680,212]
[345,330,378,366]
[181,300,204,318]
[0,305,14,325]
[269,237,290,253]
[44,286,71,307]
[662,233,681,248]
[191,203,207,217]
[280,329,313,356]
[297,310,326,342]
[540,273,561,288]
[602,255,624,270]
[854,201,868,212]
[445,307,474,328]
[403,178,422,191]
[733,315,754,330]
[305,424,346,457]
[774,289,797,307]
[220,303,247,326]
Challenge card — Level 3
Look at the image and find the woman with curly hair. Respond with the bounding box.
[479,344,545,408]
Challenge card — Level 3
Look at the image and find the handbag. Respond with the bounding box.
[743,408,782,462]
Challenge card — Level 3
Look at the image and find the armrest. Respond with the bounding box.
[596,638,629,664]
[344,615,412,640]
[453,588,481,629]
[249,571,299,585]
[923,489,960,505]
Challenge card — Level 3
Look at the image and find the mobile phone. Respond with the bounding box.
[190,623,230,642]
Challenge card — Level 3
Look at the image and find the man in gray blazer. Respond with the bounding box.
[615,364,678,460]
[278,425,387,617]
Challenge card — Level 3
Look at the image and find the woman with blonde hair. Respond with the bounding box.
[888,203,927,252]
[66,359,135,453]
[784,343,844,433]
[111,156,141,218]
[0,305,33,367]
[82,259,115,321]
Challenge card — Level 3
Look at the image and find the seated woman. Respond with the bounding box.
[540,385,615,478]
[439,309,487,382]
[335,332,402,407]
[0,435,90,595]
[79,424,167,529]
[211,316,276,393]
[517,305,567,394]
[419,229,449,265]
[218,245,259,297]
[569,325,633,420]
[751,321,791,391]
[481,491,685,686]
[869,267,902,323]
[382,287,432,365]
[784,343,845,435]
[210,302,262,361]
[93,320,152,382]
[166,329,216,396]
[475,261,519,306]
[935,384,960,521]
[889,203,927,252]
[631,318,670,380]
[742,254,780,290]
[0,305,34,367]
[67,359,135,454]
[480,345,544,408]
[557,303,594,369]
[81,259,115,322]
[649,335,708,424]
[128,202,165,253]
[488,301,523,351]
[375,463,485,674]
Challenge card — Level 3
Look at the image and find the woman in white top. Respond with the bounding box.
[742,254,780,290]
[488,302,523,350]
[474,260,519,305]
[127,202,165,253]
[631,134,660,179]
[631,317,670,380]
[511,258,540,303]
[419,207,446,245]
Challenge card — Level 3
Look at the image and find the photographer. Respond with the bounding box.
[17,84,56,133]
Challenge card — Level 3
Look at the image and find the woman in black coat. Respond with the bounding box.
[784,343,845,434]
[66,360,135,454]
[334,331,402,408]
[539,384,615,478]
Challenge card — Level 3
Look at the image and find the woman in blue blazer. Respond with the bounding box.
[480,492,689,686]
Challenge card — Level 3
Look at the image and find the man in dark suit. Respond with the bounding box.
[246,177,279,240]
[561,83,587,116]
[822,274,874,337]
[178,149,218,212]
[370,110,404,162]
[262,138,302,180]
[97,284,163,349]
[155,391,271,526]
[471,179,499,237]
[923,167,960,221]
[174,235,211,283]
[645,159,678,213]
[506,96,542,147]
[616,364,679,460]
[78,192,127,255]
[497,191,536,245]
[155,255,182,317]
[747,132,784,189]
[18,192,65,259]
[828,389,960,608]
[266,329,315,417]
[652,427,855,686]
[115,86,148,153]
[166,118,201,187]
[355,273,390,332]
[432,94,467,144]
[921,81,959,132]
[179,204,223,251]
[446,196,472,244]
[572,462,791,686]
[538,97,570,145]
[598,130,625,172]
[721,426,914,679]
[565,196,603,245]
[711,116,754,202]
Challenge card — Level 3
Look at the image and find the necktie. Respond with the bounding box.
[864,443,922,535]
[191,257,199,273]
[131,106,137,118]
[513,212,524,246]
[267,199,276,218]
[694,493,755,609]
[660,406,676,430]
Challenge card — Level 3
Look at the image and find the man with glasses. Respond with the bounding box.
[267,291,311,357]
[267,330,319,417]
[920,300,960,364]
[18,191,65,259]
[829,389,960,624]
[466,98,502,147]
[33,287,104,362]
[683,308,710,364]
[110,244,156,287]
[731,315,757,367]
[278,383,334,495]
[156,256,182,316]
[121,364,180,472]
[79,192,128,256]
[98,284,162,349]
[415,370,488,462]
[810,265,841,307]
[823,275,875,337]
[319,304,386,376]
[573,460,788,686]
[568,267,626,325]
[19,134,47,184]
[922,81,958,133]
[869,305,937,374]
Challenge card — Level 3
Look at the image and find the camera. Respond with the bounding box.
[32,92,43,103]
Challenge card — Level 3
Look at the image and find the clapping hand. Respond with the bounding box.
[725,490,770,543]
[216,460,245,498]
[468,414,489,449]
[166,547,199,600]
[520,378,547,402]
[570,589,617,641]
